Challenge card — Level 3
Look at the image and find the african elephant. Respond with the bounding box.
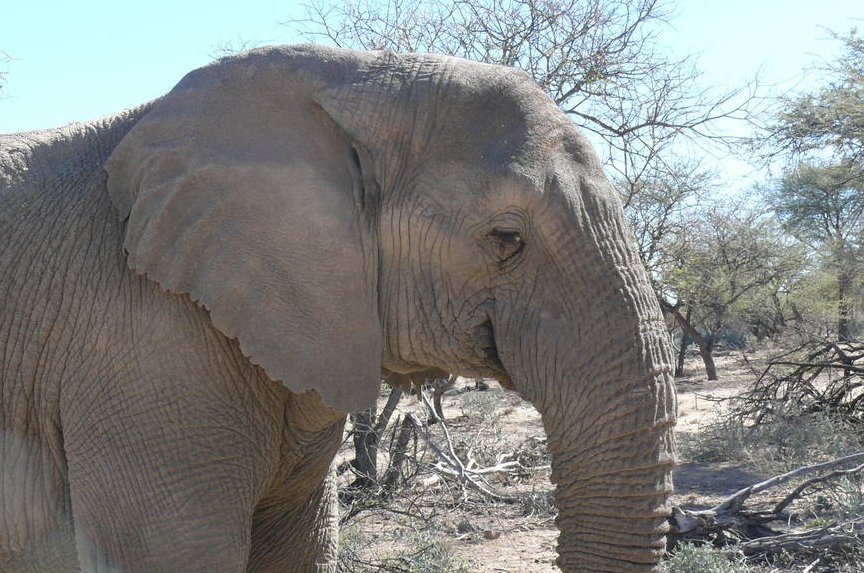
[0,45,676,572]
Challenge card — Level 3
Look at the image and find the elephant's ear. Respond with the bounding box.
[105,54,381,413]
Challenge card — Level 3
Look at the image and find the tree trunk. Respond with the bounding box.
[381,415,415,490]
[675,337,687,377]
[350,409,378,489]
[349,387,403,489]
[675,307,693,377]
[697,334,718,381]
[838,270,854,342]
[669,305,718,380]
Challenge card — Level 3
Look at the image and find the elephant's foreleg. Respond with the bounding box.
[61,373,285,573]
[67,457,258,573]
[0,429,78,573]
[248,466,340,573]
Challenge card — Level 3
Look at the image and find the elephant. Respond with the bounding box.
[0,45,676,572]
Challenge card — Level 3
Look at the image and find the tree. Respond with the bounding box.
[621,160,710,281]
[762,31,864,341]
[620,166,802,377]
[766,29,864,342]
[344,386,403,492]
[291,0,756,186]
[766,31,864,165]
[619,162,711,375]
[661,203,801,379]
[773,160,864,341]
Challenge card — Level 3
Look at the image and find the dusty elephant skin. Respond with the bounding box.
[0,45,676,572]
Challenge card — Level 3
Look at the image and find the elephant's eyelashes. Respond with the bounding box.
[488,229,524,262]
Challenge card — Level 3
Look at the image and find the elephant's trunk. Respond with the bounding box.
[545,349,675,571]
[499,234,677,571]
[539,314,676,572]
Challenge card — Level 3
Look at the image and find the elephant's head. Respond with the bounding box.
[105,46,676,572]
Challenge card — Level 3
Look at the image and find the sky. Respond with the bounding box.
[1,1,862,145]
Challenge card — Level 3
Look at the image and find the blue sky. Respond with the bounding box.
[1,0,861,136]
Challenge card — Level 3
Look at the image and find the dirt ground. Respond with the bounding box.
[672,351,768,507]
[338,351,772,572]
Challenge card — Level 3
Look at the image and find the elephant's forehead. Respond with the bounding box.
[418,158,544,207]
[502,151,618,222]
[428,139,597,199]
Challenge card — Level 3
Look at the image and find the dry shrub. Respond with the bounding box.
[661,543,753,573]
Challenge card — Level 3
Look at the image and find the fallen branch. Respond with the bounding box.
[773,460,864,514]
[720,451,864,511]
[420,390,466,479]
[769,361,864,374]
[734,339,864,427]
[670,451,864,552]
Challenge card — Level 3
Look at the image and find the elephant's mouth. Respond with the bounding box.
[469,316,511,386]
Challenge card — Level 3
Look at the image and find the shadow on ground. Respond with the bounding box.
[674,461,764,499]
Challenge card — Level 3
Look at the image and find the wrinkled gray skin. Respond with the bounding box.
[0,46,676,572]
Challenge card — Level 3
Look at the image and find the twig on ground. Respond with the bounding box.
[406,398,520,502]
[406,412,516,501]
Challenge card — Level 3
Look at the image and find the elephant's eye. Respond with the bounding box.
[488,229,524,262]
